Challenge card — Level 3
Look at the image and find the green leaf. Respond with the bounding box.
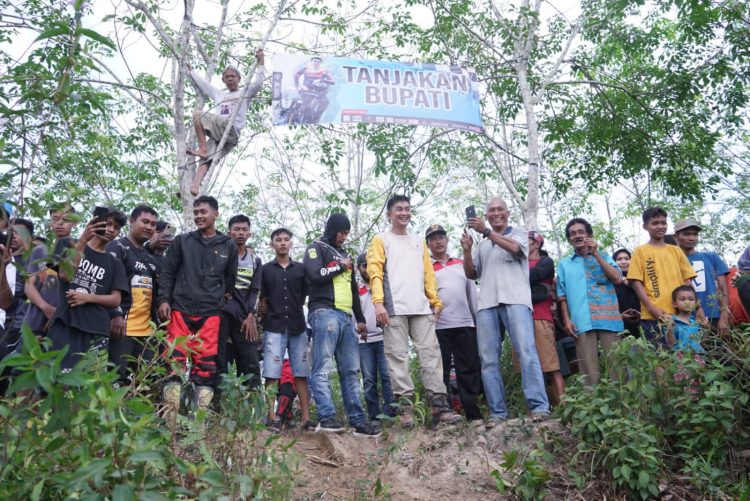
[30,479,44,501]
[129,451,164,462]
[76,28,117,50]
[35,365,54,392]
[638,470,649,487]
[621,464,631,481]
[34,26,71,43]
[112,484,135,501]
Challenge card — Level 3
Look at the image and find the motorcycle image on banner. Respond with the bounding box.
[271,54,483,132]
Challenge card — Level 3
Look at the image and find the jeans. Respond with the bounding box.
[358,340,395,420]
[309,308,366,426]
[476,304,550,418]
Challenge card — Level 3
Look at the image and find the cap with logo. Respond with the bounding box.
[424,224,447,240]
[674,218,703,234]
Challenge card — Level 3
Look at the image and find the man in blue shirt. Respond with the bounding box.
[673,218,730,337]
[556,218,623,388]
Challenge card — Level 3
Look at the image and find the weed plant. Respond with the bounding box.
[0,326,297,499]
[560,334,749,499]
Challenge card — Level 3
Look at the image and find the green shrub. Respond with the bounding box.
[0,327,297,499]
[561,335,749,499]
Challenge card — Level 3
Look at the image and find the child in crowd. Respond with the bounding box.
[627,207,697,346]
[666,285,705,354]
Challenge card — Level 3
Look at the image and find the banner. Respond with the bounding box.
[271,54,483,132]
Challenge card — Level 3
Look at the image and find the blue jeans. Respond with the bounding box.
[309,308,366,427]
[476,304,550,419]
[358,340,395,420]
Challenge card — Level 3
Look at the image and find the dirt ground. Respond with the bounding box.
[284,418,569,500]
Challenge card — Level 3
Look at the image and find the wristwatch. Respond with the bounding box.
[482,228,491,238]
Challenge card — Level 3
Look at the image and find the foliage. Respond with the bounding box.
[0,326,297,499]
[491,443,553,500]
[560,335,749,499]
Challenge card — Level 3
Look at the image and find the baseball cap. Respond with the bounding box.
[357,253,367,266]
[674,218,703,233]
[424,224,446,240]
[528,230,544,247]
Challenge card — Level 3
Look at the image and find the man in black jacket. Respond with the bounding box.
[157,196,238,417]
[219,214,262,390]
[305,213,379,437]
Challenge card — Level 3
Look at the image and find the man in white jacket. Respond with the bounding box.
[187,50,265,196]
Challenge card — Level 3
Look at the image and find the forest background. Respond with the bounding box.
[1,0,748,263]
[1,1,749,499]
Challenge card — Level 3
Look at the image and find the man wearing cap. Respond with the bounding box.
[187,50,266,196]
[304,213,380,437]
[674,218,730,336]
[461,198,550,427]
[425,224,482,422]
[356,253,396,426]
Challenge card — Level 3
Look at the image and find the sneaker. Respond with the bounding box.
[318,418,345,433]
[265,418,282,433]
[194,386,214,412]
[302,420,318,431]
[530,412,549,423]
[353,422,382,438]
[485,417,505,430]
[371,419,382,432]
[162,382,182,423]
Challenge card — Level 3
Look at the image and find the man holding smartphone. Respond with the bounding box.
[462,198,550,427]
[47,208,129,372]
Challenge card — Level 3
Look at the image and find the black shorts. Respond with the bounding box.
[48,320,109,372]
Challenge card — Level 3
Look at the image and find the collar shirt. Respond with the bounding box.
[432,256,477,329]
[556,252,624,334]
[260,259,308,334]
[471,226,532,311]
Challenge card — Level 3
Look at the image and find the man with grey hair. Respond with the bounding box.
[187,50,265,196]
[461,198,550,428]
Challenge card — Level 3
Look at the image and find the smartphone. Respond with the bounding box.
[465,205,476,221]
[92,206,109,236]
[0,228,11,251]
[162,223,176,239]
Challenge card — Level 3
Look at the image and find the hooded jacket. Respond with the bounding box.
[156,230,238,317]
[303,214,365,323]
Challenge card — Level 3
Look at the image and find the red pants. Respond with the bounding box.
[164,310,221,387]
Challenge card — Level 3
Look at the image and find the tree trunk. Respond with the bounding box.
[175,0,195,229]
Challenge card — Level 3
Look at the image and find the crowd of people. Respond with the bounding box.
[1,195,749,438]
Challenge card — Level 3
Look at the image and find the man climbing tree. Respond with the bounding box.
[187,49,265,196]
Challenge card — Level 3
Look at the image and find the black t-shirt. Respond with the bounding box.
[53,243,128,336]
